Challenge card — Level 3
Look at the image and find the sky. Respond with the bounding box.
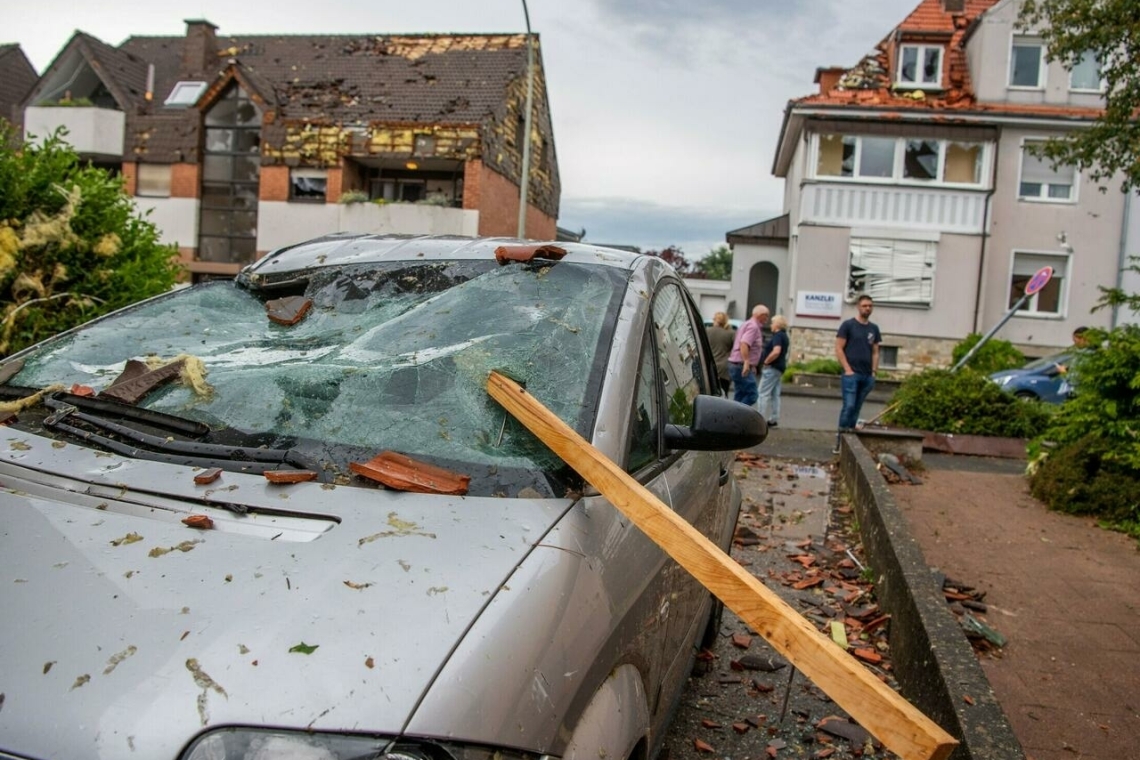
[6,0,913,257]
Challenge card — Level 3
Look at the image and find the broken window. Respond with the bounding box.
[290,168,328,201]
[944,141,982,184]
[1009,252,1066,314]
[903,140,940,181]
[897,44,942,87]
[9,260,628,496]
[136,164,172,198]
[1010,38,1044,88]
[815,134,985,186]
[1018,142,1076,201]
[848,237,936,306]
[816,134,855,178]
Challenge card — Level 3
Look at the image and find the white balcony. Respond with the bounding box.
[257,200,479,252]
[23,106,125,159]
[802,182,988,235]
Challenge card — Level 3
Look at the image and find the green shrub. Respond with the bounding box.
[783,357,842,382]
[338,190,369,204]
[1029,435,1140,535]
[884,368,1054,438]
[0,126,181,356]
[951,333,1025,374]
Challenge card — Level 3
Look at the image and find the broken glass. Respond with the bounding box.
[10,260,628,495]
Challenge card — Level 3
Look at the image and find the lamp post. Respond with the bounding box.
[517,0,535,239]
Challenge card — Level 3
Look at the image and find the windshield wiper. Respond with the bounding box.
[42,394,315,475]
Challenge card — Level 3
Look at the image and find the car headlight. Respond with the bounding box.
[182,729,546,760]
[991,375,1013,388]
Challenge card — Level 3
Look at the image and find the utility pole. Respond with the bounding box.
[516,0,535,239]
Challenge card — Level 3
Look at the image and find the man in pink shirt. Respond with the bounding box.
[728,304,770,406]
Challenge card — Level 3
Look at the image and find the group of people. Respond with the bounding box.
[705,295,881,454]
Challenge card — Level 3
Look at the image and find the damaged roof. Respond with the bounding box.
[0,44,38,128]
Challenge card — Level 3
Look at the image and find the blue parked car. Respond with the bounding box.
[989,351,1074,403]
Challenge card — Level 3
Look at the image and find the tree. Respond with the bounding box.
[644,245,692,276]
[0,127,181,357]
[694,245,733,281]
[1019,0,1140,190]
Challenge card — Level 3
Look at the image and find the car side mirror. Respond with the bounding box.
[663,394,768,451]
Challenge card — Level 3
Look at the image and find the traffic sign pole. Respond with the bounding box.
[951,266,1054,373]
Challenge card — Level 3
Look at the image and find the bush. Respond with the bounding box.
[951,333,1025,374]
[0,126,181,356]
[783,357,842,382]
[883,368,1054,438]
[338,190,369,204]
[1029,435,1140,537]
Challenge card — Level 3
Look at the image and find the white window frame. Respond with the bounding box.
[812,134,989,188]
[848,236,937,307]
[164,81,208,108]
[896,44,943,88]
[1017,139,1078,204]
[1009,36,1045,89]
[1008,250,1070,317]
[136,163,172,198]
[1069,51,1104,92]
[289,167,328,202]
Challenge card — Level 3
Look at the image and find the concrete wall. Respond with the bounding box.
[728,241,790,321]
[134,198,199,249]
[24,106,124,158]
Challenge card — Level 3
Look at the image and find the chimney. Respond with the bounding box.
[942,0,966,12]
[181,19,219,77]
[814,67,847,95]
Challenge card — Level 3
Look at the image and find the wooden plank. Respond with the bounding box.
[487,372,957,760]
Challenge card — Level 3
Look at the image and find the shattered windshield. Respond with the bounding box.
[8,260,629,495]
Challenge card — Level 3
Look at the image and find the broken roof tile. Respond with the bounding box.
[350,450,470,495]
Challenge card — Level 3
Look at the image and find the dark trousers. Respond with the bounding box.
[730,363,758,406]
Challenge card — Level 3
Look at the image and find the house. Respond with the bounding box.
[0,44,37,133]
[20,21,560,280]
[727,0,1138,374]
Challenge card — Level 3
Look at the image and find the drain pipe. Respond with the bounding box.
[1113,188,1133,328]
[972,131,1001,334]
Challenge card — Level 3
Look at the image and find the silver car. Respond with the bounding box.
[0,235,765,760]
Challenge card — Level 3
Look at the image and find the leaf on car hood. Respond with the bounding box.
[149,539,202,557]
[289,642,319,655]
[110,532,143,547]
[103,645,137,675]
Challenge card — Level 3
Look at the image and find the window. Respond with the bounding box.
[897,44,943,87]
[290,168,328,201]
[652,283,709,431]
[1019,142,1076,201]
[199,85,261,265]
[1010,252,1067,315]
[1010,37,1044,88]
[1070,51,1103,91]
[848,237,936,306]
[626,335,661,473]
[879,346,899,369]
[816,134,985,186]
[164,81,208,108]
[136,164,172,198]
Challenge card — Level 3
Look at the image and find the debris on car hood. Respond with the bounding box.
[350,450,471,495]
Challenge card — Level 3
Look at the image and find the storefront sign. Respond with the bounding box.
[795,291,842,318]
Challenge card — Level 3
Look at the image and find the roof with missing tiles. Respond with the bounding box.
[0,44,37,128]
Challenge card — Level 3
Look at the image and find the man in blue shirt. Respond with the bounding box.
[834,294,881,454]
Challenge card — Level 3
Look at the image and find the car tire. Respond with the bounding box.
[1013,390,1038,400]
[698,595,724,651]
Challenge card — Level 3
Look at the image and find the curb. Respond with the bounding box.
[780,383,894,404]
[837,433,1026,760]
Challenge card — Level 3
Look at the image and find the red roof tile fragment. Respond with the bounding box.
[350,451,471,495]
[494,244,567,265]
[182,514,215,530]
[264,469,319,484]
[99,359,185,405]
[69,384,95,397]
[266,296,313,326]
[194,467,223,485]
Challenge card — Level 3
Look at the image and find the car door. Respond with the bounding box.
[633,280,733,708]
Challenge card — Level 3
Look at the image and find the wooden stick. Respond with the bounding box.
[487,372,957,760]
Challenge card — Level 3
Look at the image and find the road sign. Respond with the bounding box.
[1025,266,1054,296]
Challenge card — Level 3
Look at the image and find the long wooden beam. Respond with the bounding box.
[487,372,957,760]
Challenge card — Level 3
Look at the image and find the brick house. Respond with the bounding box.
[727,0,1139,373]
[20,21,560,280]
[0,44,37,133]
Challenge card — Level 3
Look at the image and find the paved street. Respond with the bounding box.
[765,390,887,433]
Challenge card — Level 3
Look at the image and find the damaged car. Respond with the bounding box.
[0,234,766,760]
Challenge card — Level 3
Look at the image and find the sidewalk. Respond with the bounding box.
[755,429,1140,760]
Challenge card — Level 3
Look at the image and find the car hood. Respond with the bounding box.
[0,434,571,760]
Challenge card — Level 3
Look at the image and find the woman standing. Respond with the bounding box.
[706,312,735,396]
[757,315,789,427]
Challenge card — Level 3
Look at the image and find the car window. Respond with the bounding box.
[626,333,661,473]
[651,282,709,429]
[1023,352,1071,371]
[8,260,628,495]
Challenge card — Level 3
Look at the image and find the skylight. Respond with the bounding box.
[164,81,208,108]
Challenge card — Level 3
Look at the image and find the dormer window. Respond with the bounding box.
[164,81,208,108]
[897,44,943,88]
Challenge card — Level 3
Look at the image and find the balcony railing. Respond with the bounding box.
[802,182,988,234]
[23,106,125,158]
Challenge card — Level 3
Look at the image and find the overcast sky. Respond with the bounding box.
[6,0,911,256]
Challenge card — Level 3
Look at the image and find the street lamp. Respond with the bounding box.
[517,0,535,238]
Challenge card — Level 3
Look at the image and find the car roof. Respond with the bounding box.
[241,234,647,286]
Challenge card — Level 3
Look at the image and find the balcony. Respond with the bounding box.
[256,200,479,253]
[801,182,988,235]
[23,106,125,159]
